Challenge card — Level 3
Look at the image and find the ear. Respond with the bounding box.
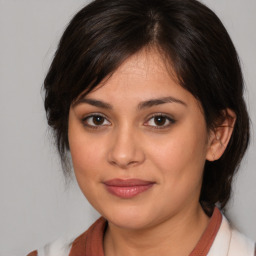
[206,109,236,161]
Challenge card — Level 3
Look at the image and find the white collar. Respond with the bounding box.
[208,215,254,256]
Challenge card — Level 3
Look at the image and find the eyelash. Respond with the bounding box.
[144,113,176,129]
[82,113,110,129]
[81,113,176,130]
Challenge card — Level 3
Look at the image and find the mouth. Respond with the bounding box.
[103,179,155,199]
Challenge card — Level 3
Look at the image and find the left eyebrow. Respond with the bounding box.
[137,96,187,110]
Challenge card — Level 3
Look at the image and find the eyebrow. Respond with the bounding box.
[74,98,113,109]
[74,96,187,109]
[137,96,187,109]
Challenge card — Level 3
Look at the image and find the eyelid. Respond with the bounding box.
[82,113,111,129]
[144,113,176,129]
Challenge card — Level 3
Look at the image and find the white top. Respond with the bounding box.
[208,216,254,256]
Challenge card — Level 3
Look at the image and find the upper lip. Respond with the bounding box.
[103,179,155,187]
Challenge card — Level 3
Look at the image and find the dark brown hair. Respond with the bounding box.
[44,0,250,211]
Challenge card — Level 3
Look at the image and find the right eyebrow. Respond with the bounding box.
[73,98,113,109]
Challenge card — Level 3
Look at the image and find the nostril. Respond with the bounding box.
[108,158,143,169]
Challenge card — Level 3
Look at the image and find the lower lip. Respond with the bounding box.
[105,184,154,199]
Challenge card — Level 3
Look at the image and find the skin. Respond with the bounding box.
[68,48,232,256]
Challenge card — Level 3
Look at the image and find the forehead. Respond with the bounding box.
[84,48,196,106]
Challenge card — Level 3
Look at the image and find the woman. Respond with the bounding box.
[28,0,255,255]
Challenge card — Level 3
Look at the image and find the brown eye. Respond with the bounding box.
[145,114,175,129]
[92,116,104,125]
[154,116,167,126]
[83,114,111,128]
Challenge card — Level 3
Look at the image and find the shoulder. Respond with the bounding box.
[208,214,255,256]
[26,236,73,256]
[26,217,106,256]
[229,227,255,256]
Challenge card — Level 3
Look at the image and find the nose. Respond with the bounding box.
[107,126,145,169]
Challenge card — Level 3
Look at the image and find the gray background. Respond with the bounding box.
[0,0,255,255]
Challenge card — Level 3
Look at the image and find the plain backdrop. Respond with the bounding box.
[0,0,255,255]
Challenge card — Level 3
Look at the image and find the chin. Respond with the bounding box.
[100,204,160,231]
[108,214,151,230]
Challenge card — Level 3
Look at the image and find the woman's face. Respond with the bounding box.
[68,49,213,230]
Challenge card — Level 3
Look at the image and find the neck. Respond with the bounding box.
[104,204,210,256]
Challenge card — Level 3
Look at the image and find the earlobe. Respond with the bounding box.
[206,109,236,162]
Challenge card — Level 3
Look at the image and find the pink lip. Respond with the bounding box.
[103,179,155,199]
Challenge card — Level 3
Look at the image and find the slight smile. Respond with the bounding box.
[103,179,155,199]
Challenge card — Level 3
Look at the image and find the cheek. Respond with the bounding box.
[70,137,104,179]
[151,127,207,169]
[69,135,107,206]
[149,130,207,210]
